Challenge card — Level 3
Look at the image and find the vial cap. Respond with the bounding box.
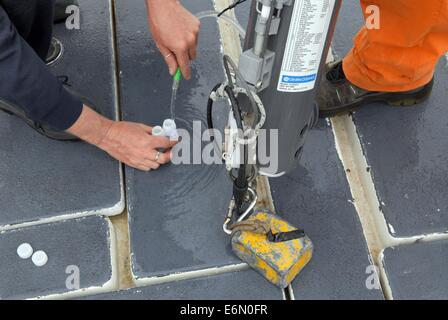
[17,243,33,259]
[32,250,48,267]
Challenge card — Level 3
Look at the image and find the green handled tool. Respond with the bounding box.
[170,68,182,120]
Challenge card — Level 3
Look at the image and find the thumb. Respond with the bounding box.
[158,44,178,76]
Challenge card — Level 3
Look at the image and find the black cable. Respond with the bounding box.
[217,0,247,18]
[224,86,244,132]
[224,86,249,216]
[207,55,257,216]
[207,83,223,140]
[222,55,260,124]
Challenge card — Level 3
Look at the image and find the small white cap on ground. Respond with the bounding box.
[163,119,179,141]
[32,250,48,267]
[17,243,33,259]
[152,126,165,137]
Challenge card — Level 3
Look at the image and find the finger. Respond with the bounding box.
[158,44,179,75]
[191,19,200,60]
[142,159,160,170]
[188,36,197,60]
[130,162,151,172]
[139,124,153,134]
[168,140,178,148]
[188,46,197,61]
[147,150,171,164]
[175,51,191,80]
[151,136,172,149]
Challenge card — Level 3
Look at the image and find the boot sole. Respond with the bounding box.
[319,79,434,118]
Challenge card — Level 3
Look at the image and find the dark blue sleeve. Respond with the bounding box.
[0,6,83,131]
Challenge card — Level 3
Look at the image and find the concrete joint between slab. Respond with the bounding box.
[109,212,135,290]
[0,196,125,233]
[31,218,120,300]
[376,249,394,300]
[214,0,243,64]
[133,263,250,287]
[109,0,123,123]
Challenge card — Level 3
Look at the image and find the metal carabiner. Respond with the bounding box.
[223,187,258,235]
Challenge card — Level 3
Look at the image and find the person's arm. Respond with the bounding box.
[0,6,174,171]
[0,6,82,132]
[146,0,200,79]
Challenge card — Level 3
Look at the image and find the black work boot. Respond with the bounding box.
[54,0,79,24]
[46,38,63,66]
[317,60,434,118]
[0,81,97,141]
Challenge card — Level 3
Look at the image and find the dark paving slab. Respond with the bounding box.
[333,1,448,237]
[332,0,364,59]
[115,0,236,279]
[80,269,282,300]
[0,216,113,299]
[0,0,122,229]
[383,241,448,299]
[270,121,383,300]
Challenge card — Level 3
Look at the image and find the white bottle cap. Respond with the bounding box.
[163,119,179,141]
[32,250,48,267]
[17,243,33,259]
[163,119,177,132]
[152,126,165,137]
[261,5,271,19]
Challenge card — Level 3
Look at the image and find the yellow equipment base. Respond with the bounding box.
[231,211,313,288]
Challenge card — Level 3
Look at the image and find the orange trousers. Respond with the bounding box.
[343,0,448,92]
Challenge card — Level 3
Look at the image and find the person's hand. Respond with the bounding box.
[67,105,177,171]
[97,121,176,171]
[146,0,200,79]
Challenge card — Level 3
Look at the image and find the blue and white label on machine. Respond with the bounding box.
[281,74,317,84]
[277,0,336,93]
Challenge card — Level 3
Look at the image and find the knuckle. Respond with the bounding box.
[176,41,187,51]
[187,33,196,43]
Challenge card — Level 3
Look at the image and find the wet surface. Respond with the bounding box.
[115,0,236,279]
[0,216,113,299]
[334,1,448,237]
[0,0,122,228]
[81,269,282,300]
[383,241,448,299]
[270,121,383,300]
